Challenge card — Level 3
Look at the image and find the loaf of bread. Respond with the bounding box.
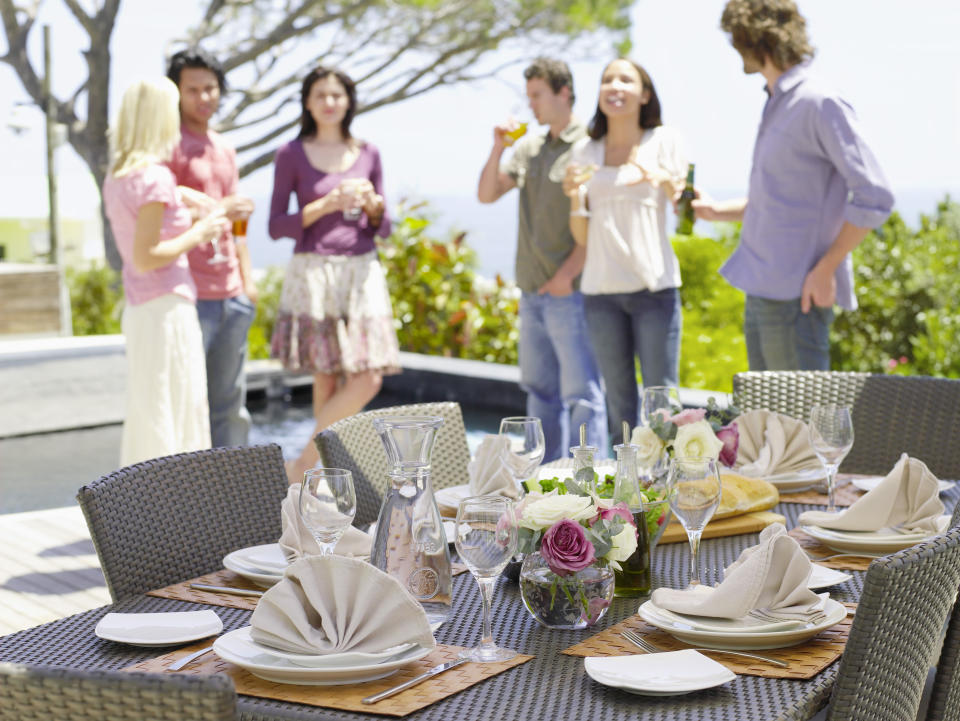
[713,472,780,520]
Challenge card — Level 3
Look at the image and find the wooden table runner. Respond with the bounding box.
[658,511,786,545]
[561,605,855,679]
[148,565,471,611]
[787,528,874,571]
[126,643,532,717]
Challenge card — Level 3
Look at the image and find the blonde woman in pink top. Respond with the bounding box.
[102,77,228,466]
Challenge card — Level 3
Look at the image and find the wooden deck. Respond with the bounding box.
[0,505,110,636]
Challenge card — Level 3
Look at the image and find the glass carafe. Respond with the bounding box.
[370,416,452,624]
[611,442,651,597]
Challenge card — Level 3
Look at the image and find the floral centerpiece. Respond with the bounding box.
[631,397,741,470]
[515,482,637,629]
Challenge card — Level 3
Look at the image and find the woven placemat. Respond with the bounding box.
[125,643,532,717]
[777,477,864,506]
[147,565,471,611]
[561,605,855,679]
[787,528,874,571]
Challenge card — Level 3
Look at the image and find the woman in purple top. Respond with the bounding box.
[269,65,401,482]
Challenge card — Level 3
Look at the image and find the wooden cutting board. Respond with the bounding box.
[658,510,786,544]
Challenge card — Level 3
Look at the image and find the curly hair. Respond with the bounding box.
[720,0,814,71]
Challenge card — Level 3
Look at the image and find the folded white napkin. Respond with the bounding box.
[798,454,944,533]
[735,410,821,477]
[250,555,437,655]
[278,485,372,563]
[468,435,520,499]
[651,524,825,622]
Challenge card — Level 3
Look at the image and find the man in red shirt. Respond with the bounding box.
[166,48,257,447]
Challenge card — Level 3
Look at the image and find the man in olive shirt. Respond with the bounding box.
[478,57,606,462]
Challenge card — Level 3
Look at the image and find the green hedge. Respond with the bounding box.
[65,197,960,387]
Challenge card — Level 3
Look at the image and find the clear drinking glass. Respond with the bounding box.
[299,468,357,556]
[808,405,855,513]
[641,385,682,427]
[666,456,722,588]
[341,178,367,221]
[498,417,545,493]
[454,496,519,662]
[568,164,596,218]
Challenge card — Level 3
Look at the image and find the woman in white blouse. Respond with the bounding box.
[564,58,687,433]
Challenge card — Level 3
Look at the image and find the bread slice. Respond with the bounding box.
[713,471,780,520]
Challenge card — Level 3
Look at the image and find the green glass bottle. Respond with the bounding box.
[611,442,651,597]
[675,163,696,236]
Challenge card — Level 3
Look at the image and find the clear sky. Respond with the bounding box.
[2,0,958,264]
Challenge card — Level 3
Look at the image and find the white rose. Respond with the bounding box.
[672,419,724,460]
[605,523,639,563]
[519,494,596,531]
[631,425,665,468]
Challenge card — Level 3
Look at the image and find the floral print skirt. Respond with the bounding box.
[271,251,401,376]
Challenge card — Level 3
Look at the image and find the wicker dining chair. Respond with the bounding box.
[315,401,472,525]
[77,444,288,602]
[0,663,237,720]
[732,371,960,477]
[823,526,960,721]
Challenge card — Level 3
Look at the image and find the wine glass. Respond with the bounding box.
[666,456,722,588]
[498,417,545,493]
[641,385,682,427]
[299,468,357,556]
[454,496,519,662]
[808,405,855,513]
[568,164,596,218]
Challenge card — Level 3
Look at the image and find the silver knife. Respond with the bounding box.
[362,658,467,704]
[189,583,264,597]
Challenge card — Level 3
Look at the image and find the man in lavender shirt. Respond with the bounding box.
[695,0,894,370]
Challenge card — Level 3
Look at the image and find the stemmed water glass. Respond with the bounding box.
[498,417,545,493]
[808,405,855,513]
[299,468,357,556]
[666,456,722,587]
[641,385,682,427]
[454,496,519,662]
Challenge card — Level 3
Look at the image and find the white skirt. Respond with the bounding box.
[120,293,211,466]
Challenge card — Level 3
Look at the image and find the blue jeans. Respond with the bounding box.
[743,295,833,371]
[196,294,256,447]
[583,288,682,435]
[519,291,607,463]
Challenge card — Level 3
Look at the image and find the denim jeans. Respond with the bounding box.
[583,288,682,435]
[196,294,256,447]
[743,295,834,371]
[518,291,607,463]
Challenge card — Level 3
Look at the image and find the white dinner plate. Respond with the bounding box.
[434,485,471,509]
[585,649,735,696]
[223,543,287,588]
[638,597,847,650]
[851,476,956,494]
[95,610,222,647]
[807,564,852,590]
[213,627,433,685]
[800,516,950,554]
[757,467,826,493]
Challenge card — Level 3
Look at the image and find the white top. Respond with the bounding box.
[571,126,687,295]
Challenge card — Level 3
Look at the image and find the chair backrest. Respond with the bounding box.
[732,371,960,477]
[826,526,960,721]
[77,444,289,602]
[315,401,471,525]
[0,663,236,720]
[925,509,960,720]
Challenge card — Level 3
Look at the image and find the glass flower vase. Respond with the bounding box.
[518,552,614,630]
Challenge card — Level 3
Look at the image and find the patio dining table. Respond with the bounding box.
[1,494,947,721]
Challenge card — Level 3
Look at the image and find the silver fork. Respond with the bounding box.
[620,629,790,668]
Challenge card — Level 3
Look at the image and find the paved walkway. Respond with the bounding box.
[0,505,109,636]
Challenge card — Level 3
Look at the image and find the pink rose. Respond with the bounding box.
[670,408,707,426]
[595,502,635,527]
[540,519,596,576]
[716,422,739,468]
[581,596,611,625]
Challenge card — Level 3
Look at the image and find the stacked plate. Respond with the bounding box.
[585,649,735,696]
[761,468,825,493]
[223,543,288,588]
[638,597,847,650]
[212,627,433,685]
[801,515,951,554]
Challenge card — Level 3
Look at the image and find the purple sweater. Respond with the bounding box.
[268,139,392,255]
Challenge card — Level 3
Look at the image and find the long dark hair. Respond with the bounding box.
[588,59,662,140]
[297,66,357,140]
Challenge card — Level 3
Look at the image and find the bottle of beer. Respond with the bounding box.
[676,163,696,236]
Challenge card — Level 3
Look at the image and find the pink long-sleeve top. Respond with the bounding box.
[268,139,391,255]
